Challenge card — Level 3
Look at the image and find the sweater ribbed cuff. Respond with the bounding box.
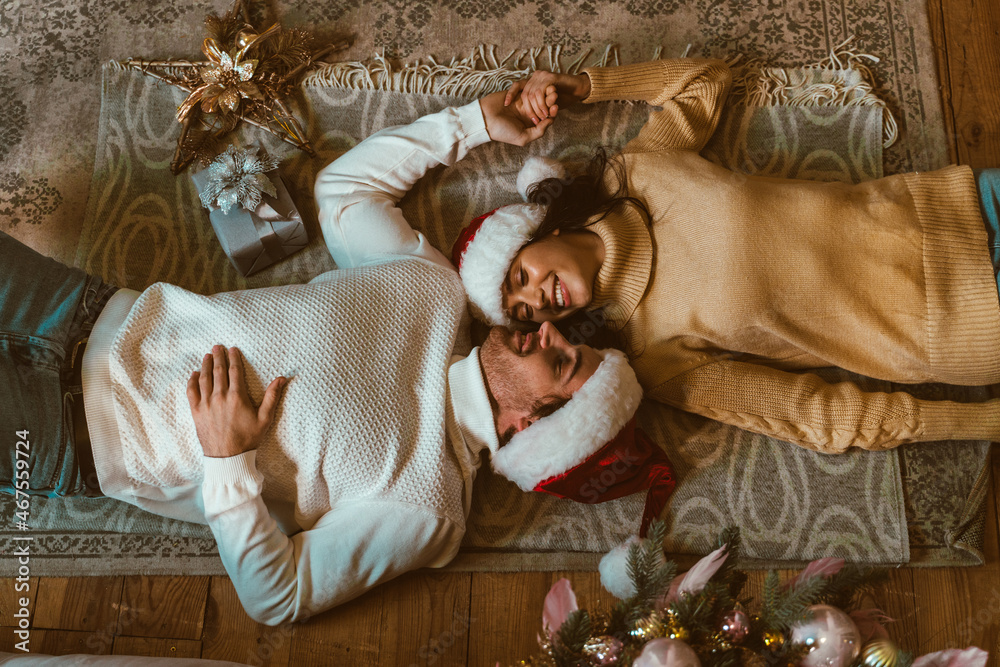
[203,450,264,489]
[456,100,491,150]
[919,399,1000,443]
[583,62,664,104]
[904,166,1000,385]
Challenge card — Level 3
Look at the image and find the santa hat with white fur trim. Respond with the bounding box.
[452,156,568,326]
[490,347,677,537]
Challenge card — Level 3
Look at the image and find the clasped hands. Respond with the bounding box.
[480,70,592,146]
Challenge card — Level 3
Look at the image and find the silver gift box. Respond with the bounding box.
[191,168,308,277]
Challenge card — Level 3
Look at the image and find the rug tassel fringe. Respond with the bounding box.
[728,35,898,148]
[112,36,897,149]
[303,43,632,98]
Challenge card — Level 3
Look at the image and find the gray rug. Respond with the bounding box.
[0,55,990,575]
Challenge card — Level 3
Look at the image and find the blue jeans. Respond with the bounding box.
[975,168,1000,297]
[0,231,116,497]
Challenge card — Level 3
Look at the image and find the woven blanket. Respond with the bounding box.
[0,49,990,576]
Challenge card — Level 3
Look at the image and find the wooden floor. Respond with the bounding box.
[4,1,1000,664]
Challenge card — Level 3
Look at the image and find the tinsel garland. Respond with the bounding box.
[509,522,986,667]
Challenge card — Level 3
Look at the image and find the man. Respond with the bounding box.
[2,89,673,625]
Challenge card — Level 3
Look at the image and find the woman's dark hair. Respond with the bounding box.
[524,146,650,240]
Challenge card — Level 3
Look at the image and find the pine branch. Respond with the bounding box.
[552,610,592,666]
[761,570,781,621]
[712,526,742,587]
[759,574,827,629]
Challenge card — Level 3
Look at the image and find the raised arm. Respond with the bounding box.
[584,59,732,153]
[187,345,461,624]
[314,92,552,270]
[649,359,1000,453]
[509,59,731,154]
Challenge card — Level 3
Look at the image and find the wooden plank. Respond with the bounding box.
[119,576,209,640]
[202,576,293,667]
[24,629,111,656]
[925,0,960,164]
[467,570,616,667]
[934,0,1000,166]
[113,636,202,658]
[859,568,919,649]
[0,575,38,632]
[377,571,471,667]
[32,576,123,632]
[287,583,385,666]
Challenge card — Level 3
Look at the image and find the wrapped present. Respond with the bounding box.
[191,145,307,277]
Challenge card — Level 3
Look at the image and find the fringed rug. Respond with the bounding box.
[0,43,990,575]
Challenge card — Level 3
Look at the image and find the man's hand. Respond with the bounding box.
[504,71,592,124]
[479,90,553,146]
[187,345,286,458]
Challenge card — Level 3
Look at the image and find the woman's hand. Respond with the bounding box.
[479,90,554,146]
[504,71,591,124]
[187,345,286,458]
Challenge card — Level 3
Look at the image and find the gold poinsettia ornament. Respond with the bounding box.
[125,0,347,174]
[179,24,280,120]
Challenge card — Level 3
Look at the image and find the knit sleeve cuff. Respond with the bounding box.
[583,61,674,104]
[202,450,265,514]
[456,99,491,150]
[919,399,1000,443]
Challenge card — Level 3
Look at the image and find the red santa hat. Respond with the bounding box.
[490,347,676,537]
[452,156,568,326]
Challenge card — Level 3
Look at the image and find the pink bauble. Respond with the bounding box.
[720,609,750,643]
[790,604,861,667]
[634,638,702,667]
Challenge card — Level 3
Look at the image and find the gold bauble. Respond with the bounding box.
[235,29,259,49]
[630,611,665,641]
[710,631,733,651]
[861,639,900,667]
[762,629,785,648]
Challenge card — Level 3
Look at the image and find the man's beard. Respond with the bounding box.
[480,327,535,446]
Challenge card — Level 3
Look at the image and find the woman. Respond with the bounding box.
[451,57,1000,454]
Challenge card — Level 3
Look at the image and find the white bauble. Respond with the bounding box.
[633,638,701,667]
[790,604,862,667]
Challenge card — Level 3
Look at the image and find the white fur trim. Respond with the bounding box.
[517,156,567,201]
[491,348,643,490]
[600,536,642,598]
[600,536,666,599]
[458,203,545,326]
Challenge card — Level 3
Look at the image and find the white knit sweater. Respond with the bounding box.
[81,100,498,624]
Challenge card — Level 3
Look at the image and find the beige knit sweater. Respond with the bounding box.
[580,59,1000,453]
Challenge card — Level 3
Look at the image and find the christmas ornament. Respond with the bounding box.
[198,145,280,214]
[790,604,862,667]
[125,0,348,173]
[762,630,785,649]
[633,637,702,667]
[720,609,750,643]
[582,636,624,666]
[709,631,733,651]
[667,625,690,642]
[861,639,900,667]
[631,611,665,642]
